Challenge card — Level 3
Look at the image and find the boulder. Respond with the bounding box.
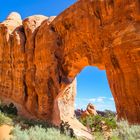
[81,103,97,118]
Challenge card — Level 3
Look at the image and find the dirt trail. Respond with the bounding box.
[0,125,13,140]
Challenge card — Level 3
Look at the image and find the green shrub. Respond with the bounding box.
[0,111,13,126]
[0,102,18,116]
[94,132,105,140]
[13,116,52,129]
[11,125,77,140]
[110,121,140,140]
[104,110,116,118]
[80,115,117,132]
[60,121,75,138]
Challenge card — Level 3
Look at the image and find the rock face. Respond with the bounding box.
[0,0,140,135]
[81,103,97,118]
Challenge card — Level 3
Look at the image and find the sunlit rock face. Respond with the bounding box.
[81,103,98,118]
[0,1,140,137]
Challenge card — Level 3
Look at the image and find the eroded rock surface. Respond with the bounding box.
[0,0,140,139]
[81,103,97,118]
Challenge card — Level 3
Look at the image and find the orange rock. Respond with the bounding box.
[23,15,49,116]
[0,0,140,138]
[81,103,97,118]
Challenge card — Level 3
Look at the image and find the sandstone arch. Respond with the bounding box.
[0,0,140,137]
[38,0,140,125]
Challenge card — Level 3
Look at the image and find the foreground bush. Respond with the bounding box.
[79,113,140,140]
[0,111,13,125]
[13,116,52,129]
[1,102,140,140]
[11,125,77,140]
[80,115,117,132]
[60,121,75,138]
[0,110,76,140]
[0,102,77,140]
[110,121,140,140]
[0,102,18,116]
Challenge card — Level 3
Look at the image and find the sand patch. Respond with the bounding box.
[0,125,13,140]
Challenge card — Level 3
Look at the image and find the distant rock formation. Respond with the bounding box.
[0,0,140,139]
[75,109,84,118]
[81,103,97,118]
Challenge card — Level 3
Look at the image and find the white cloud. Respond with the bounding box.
[96,98,104,102]
[76,96,107,103]
[98,96,106,99]
[109,97,114,101]
[75,96,116,111]
[89,97,106,103]
[95,103,116,111]
[89,98,96,102]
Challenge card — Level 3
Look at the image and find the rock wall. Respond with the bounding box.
[0,0,140,132]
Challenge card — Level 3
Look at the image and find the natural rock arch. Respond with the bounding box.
[35,0,140,125]
[0,0,140,137]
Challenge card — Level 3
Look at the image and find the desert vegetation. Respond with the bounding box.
[0,101,140,140]
[79,110,140,140]
[0,102,76,140]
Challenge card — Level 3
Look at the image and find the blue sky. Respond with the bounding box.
[0,0,76,21]
[76,66,115,111]
[0,0,115,111]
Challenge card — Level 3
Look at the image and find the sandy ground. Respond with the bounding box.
[0,125,13,140]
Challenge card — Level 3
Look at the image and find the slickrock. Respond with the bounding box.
[0,0,140,139]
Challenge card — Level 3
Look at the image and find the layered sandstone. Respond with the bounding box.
[0,0,140,139]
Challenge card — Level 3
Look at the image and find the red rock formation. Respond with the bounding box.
[81,103,97,118]
[0,12,25,104]
[0,0,140,138]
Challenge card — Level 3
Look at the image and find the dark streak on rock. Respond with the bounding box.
[111,54,120,69]
[62,20,72,30]
[56,36,63,47]
[94,9,103,26]
[50,25,56,32]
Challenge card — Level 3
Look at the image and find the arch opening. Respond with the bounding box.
[75,66,116,117]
